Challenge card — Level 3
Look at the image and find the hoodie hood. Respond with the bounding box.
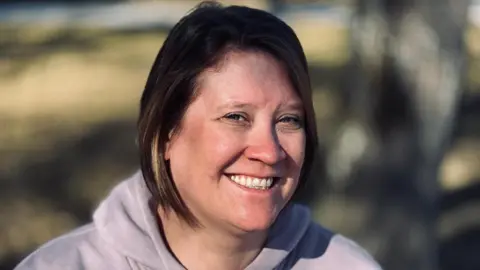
[93,171,314,270]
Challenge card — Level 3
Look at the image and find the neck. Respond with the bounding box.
[157,207,268,270]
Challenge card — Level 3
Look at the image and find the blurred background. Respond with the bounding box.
[1,0,479,269]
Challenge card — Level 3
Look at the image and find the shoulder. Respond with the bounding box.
[14,224,121,270]
[288,222,382,270]
[325,233,382,269]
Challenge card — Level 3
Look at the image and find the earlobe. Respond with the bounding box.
[164,141,171,160]
[164,130,174,160]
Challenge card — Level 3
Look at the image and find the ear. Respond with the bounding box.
[164,142,171,160]
[164,130,174,161]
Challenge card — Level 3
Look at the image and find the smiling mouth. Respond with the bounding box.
[226,174,279,190]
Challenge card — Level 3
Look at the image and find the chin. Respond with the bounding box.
[231,211,278,233]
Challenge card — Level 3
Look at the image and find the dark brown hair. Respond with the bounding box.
[137,1,318,227]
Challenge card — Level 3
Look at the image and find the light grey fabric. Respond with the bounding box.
[15,171,382,270]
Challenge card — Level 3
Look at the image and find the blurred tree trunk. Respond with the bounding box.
[329,0,470,269]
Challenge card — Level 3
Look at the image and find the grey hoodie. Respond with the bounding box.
[15,171,381,270]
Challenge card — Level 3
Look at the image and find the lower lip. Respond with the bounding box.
[225,175,278,194]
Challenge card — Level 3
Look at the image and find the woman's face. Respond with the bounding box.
[166,51,306,233]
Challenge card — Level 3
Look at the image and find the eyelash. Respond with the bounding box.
[224,113,248,122]
[280,115,302,126]
[223,113,303,129]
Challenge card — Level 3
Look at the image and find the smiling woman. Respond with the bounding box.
[162,51,306,238]
[14,1,381,270]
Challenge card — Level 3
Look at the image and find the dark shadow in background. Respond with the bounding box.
[439,92,480,270]
[19,120,139,222]
[0,120,139,270]
[440,181,480,270]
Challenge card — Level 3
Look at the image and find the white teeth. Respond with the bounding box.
[246,177,252,187]
[228,175,275,189]
[260,179,266,187]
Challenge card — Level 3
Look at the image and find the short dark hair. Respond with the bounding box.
[137,1,318,227]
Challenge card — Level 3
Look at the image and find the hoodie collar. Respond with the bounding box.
[93,171,312,270]
[246,203,312,270]
[94,171,182,269]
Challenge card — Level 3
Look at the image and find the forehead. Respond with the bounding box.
[196,51,302,107]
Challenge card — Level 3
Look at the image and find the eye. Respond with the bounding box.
[278,115,303,130]
[223,112,249,125]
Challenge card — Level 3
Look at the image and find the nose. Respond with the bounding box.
[244,127,287,165]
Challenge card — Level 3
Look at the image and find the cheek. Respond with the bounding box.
[167,122,206,183]
[203,129,245,171]
[174,125,245,177]
[280,133,306,172]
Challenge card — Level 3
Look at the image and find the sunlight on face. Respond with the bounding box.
[166,51,306,233]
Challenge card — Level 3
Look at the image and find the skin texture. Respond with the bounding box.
[161,51,306,270]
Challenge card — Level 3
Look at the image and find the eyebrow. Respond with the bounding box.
[216,101,256,111]
[282,101,304,112]
[216,100,304,113]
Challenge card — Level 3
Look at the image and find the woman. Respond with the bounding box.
[15,2,381,269]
